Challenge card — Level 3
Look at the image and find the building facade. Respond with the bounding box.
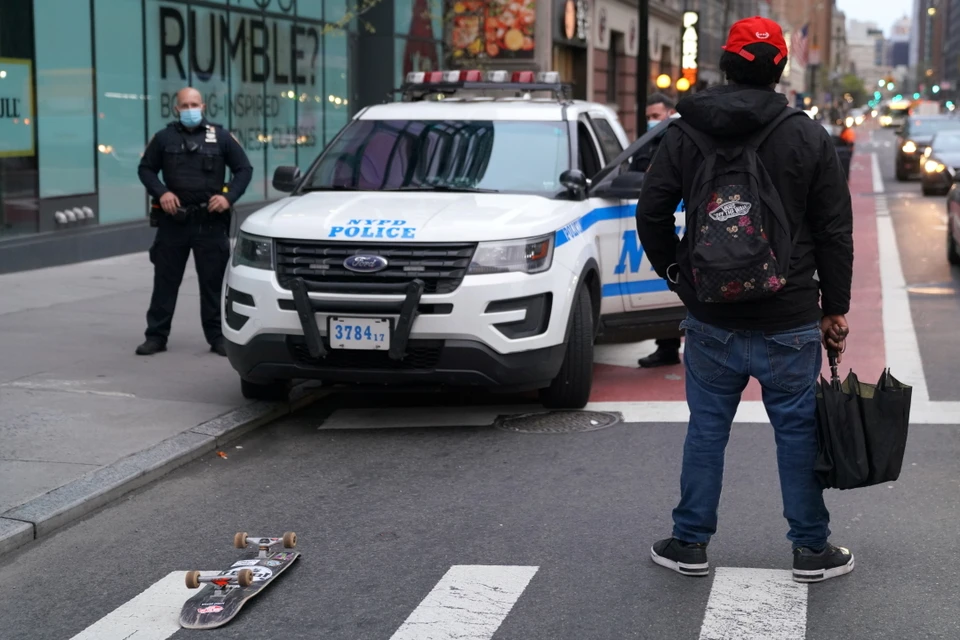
[0,0,447,273]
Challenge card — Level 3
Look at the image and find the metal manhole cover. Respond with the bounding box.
[495,411,622,434]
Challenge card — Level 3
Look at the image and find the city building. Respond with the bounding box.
[944,0,960,99]
[887,16,911,89]
[847,20,888,94]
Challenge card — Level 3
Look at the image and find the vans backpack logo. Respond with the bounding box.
[707,199,753,222]
[671,108,803,304]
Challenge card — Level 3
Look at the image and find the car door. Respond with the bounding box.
[575,114,629,315]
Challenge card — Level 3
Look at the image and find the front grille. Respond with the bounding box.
[287,337,443,370]
[275,240,477,295]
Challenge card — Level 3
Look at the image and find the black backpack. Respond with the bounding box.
[672,107,804,304]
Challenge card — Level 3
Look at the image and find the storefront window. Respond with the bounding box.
[0,0,38,238]
[324,29,350,147]
[94,0,147,225]
[34,0,95,199]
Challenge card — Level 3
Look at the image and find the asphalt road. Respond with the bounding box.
[1,133,958,640]
[862,128,960,401]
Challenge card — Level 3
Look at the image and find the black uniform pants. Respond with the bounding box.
[145,217,229,345]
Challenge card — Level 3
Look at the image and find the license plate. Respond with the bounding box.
[328,317,391,350]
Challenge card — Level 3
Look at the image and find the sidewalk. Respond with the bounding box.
[0,252,323,556]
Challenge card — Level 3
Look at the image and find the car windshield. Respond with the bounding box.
[932,132,960,152]
[907,118,960,138]
[303,119,570,195]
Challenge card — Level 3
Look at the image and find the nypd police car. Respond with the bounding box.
[223,70,684,409]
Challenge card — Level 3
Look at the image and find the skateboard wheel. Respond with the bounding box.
[185,571,201,589]
[282,532,297,549]
[233,532,248,549]
[237,568,253,588]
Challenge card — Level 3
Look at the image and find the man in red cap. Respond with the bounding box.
[636,16,855,583]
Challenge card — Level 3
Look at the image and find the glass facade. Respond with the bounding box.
[0,0,446,242]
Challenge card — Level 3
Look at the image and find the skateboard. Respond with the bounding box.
[179,531,300,630]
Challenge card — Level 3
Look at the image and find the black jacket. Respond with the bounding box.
[635,84,854,332]
[138,120,253,207]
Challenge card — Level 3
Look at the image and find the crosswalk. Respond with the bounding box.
[69,564,814,640]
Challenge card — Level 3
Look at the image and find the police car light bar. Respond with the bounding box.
[399,70,570,101]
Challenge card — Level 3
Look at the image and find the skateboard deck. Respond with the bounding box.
[180,533,300,630]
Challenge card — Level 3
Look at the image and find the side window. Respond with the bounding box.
[577,121,603,179]
[591,117,625,164]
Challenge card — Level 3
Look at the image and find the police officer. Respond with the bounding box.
[634,93,683,368]
[136,87,253,357]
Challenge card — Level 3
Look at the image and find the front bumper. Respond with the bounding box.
[225,333,566,390]
[921,168,952,192]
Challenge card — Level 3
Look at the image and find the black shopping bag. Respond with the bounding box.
[814,352,912,490]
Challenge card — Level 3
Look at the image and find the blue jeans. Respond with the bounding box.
[672,314,831,550]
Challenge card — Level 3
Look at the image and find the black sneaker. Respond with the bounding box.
[638,348,681,368]
[210,337,227,357]
[793,544,855,583]
[135,339,166,356]
[650,538,709,576]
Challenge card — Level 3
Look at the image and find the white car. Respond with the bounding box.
[223,70,685,409]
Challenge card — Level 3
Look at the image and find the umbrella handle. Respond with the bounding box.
[828,350,841,389]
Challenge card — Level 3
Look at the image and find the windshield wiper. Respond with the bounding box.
[389,185,499,193]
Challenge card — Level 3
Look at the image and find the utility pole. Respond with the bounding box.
[637,0,649,135]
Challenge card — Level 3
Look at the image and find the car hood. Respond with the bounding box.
[910,136,935,146]
[240,191,579,242]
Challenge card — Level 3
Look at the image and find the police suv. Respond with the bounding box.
[223,70,684,409]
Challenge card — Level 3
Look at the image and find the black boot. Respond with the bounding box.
[209,336,227,357]
[638,346,681,368]
[136,339,167,356]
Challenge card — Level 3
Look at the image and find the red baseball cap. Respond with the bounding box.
[722,16,788,64]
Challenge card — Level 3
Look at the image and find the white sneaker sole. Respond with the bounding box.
[650,546,710,576]
[793,554,855,583]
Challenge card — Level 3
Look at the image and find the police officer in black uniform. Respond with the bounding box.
[136,87,252,357]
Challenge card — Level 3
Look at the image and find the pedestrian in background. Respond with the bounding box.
[634,93,684,368]
[136,87,253,357]
[636,16,855,583]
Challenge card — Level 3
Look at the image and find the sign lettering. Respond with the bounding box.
[0,58,34,158]
[329,219,417,239]
[681,11,699,85]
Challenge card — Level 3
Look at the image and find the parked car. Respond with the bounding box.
[948,179,960,265]
[819,122,854,180]
[896,115,960,181]
[879,102,910,128]
[920,131,960,196]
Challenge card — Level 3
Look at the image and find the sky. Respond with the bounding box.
[836,0,912,36]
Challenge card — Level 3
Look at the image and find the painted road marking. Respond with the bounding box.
[872,154,930,403]
[69,570,217,640]
[389,565,539,640]
[699,568,807,640]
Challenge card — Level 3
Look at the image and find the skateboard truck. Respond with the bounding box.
[233,531,297,558]
[185,569,253,591]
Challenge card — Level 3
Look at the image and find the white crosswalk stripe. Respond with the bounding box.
[388,565,539,640]
[69,570,217,640]
[698,568,807,640]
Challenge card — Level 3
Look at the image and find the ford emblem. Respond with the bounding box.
[343,254,388,273]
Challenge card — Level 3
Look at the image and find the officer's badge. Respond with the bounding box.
[204,125,217,144]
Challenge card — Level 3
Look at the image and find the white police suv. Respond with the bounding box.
[223,70,684,409]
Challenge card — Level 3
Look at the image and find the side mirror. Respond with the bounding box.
[272,166,302,193]
[559,169,589,197]
[593,171,645,199]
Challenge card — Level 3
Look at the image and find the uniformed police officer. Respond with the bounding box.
[136,87,253,357]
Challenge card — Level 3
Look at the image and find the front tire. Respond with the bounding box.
[538,288,594,409]
[240,378,289,402]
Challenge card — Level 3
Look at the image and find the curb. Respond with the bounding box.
[0,384,328,558]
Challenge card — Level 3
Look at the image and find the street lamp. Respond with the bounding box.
[676,77,691,92]
[656,74,672,90]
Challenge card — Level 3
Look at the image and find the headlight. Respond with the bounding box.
[924,160,946,173]
[923,147,933,158]
[880,115,892,126]
[232,231,274,269]
[902,141,918,153]
[855,116,864,126]
[845,117,854,128]
[468,235,554,275]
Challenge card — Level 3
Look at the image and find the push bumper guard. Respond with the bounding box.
[289,277,426,361]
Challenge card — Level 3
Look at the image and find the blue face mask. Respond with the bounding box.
[178,107,203,128]
[647,119,661,131]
